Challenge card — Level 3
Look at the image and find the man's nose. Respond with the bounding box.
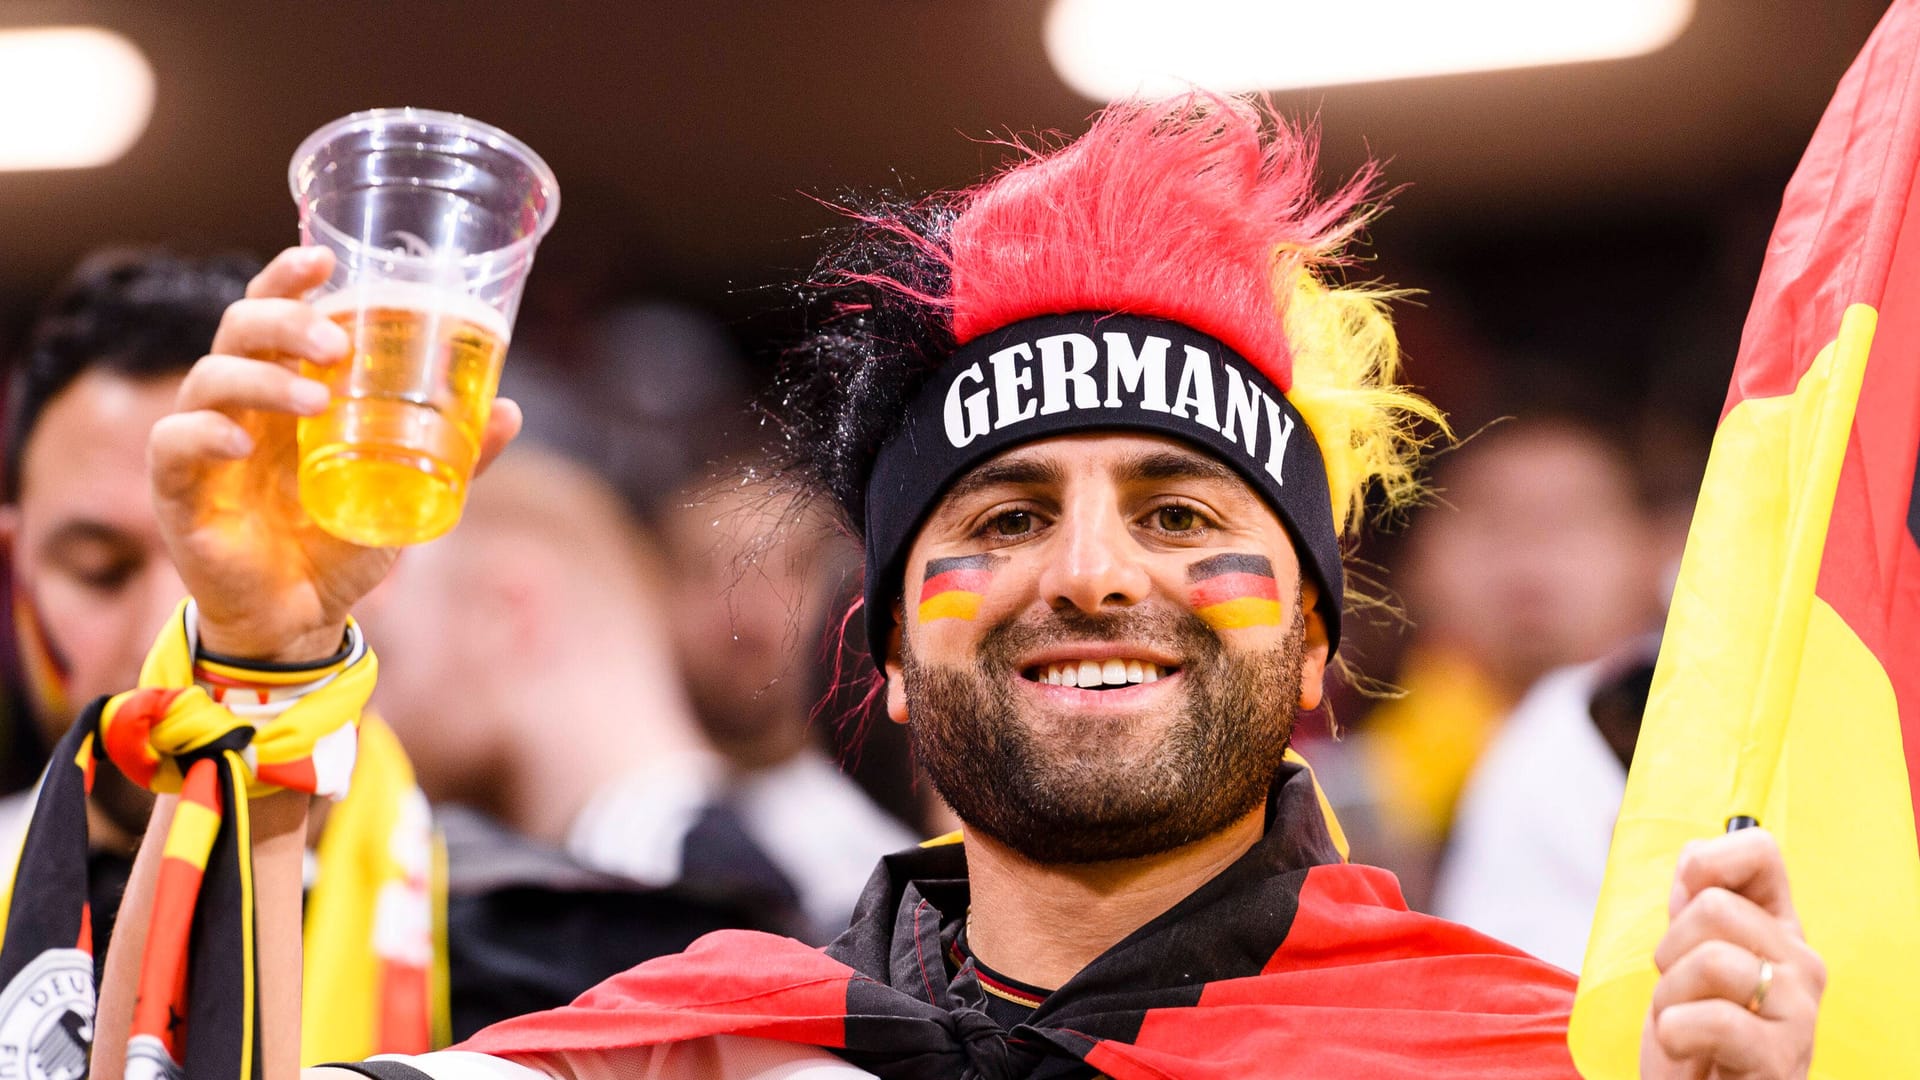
[1037,502,1151,616]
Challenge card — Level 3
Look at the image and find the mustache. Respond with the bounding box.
[973,604,1225,671]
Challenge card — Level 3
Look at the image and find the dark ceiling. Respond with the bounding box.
[0,0,1896,390]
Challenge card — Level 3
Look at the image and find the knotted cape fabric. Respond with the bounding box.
[0,601,375,1080]
[454,759,1579,1079]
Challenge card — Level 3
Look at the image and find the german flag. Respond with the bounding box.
[1570,2,1920,1075]
[917,554,1001,623]
[1187,553,1281,630]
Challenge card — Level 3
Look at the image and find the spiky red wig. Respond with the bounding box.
[949,99,1365,393]
[775,93,1438,558]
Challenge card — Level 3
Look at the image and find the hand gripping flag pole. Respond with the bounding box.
[0,600,374,1080]
[1569,2,1920,1075]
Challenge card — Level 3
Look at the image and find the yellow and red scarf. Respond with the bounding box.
[0,601,441,1077]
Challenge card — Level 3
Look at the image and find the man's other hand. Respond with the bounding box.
[1641,827,1825,1079]
[150,245,521,663]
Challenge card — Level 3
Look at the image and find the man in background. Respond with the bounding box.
[640,466,915,938]
[0,250,790,1051]
[1344,418,1662,903]
[367,444,809,936]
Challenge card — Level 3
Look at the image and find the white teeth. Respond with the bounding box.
[1034,660,1169,687]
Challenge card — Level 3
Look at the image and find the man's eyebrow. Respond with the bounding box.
[943,457,1066,506]
[38,520,137,552]
[1117,449,1242,487]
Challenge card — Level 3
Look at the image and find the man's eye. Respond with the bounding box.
[65,561,136,592]
[1154,505,1200,532]
[990,510,1034,537]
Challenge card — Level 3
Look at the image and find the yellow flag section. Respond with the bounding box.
[1569,306,1920,1077]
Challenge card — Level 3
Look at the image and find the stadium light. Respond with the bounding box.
[1045,0,1696,99]
[0,26,155,171]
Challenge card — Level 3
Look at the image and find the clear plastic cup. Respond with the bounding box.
[288,108,559,547]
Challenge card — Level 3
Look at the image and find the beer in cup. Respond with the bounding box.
[288,108,558,546]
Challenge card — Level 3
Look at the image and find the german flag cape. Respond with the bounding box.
[459,760,1578,1079]
[1570,1,1920,1075]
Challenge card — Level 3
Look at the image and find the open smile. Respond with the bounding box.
[1015,646,1186,709]
[1022,657,1176,688]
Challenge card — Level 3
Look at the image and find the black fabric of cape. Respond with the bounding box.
[436,758,1582,1079]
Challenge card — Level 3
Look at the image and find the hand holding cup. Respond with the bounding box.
[150,246,523,663]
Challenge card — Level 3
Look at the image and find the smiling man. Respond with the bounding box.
[85,97,1822,1079]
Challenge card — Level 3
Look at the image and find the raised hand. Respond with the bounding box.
[1641,827,1825,1080]
[150,246,521,662]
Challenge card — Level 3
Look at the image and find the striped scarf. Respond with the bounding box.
[0,601,385,1078]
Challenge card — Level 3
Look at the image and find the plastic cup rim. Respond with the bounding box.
[287,106,560,272]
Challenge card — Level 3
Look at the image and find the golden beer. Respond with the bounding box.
[298,284,509,546]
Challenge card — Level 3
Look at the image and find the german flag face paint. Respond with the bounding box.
[918,553,1005,623]
[1187,553,1283,630]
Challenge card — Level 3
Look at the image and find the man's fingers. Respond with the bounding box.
[473,397,522,478]
[176,355,331,419]
[1653,885,1800,974]
[210,298,350,367]
[1653,999,1781,1074]
[1672,828,1799,926]
[1650,940,1784,1017]
[245,246,334,301]
[150,411,253,501]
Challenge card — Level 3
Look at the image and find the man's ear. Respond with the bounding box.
[883,605,909,726]
[0,504,19,561]
[1297,583,1331,712]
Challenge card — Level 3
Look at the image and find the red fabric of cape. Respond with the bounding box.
[458,864,1576,1078]
[1087,865,1577,1079]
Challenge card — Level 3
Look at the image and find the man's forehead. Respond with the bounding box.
[17,370,178,524]
[940,433,1258,504]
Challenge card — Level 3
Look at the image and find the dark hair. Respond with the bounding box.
[767,194,960,537]
[5,249,259,500]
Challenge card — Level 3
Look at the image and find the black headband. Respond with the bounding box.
[862,312,1343,669]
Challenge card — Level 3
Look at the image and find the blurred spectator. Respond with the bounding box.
[501,300,751,512]
[480,276,915,938]
[1429,412,1704,963]
[365,443,811,1025]
[1344,417,1662,904]
[367,444,716,853]
[634,465,917,938]
[0,250,791,1045]
[1430,637,1657,970]
[0,251,256,886]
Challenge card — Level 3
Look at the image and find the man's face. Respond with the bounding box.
[884,432,1328,865]
[1404,425,1655,691]
[660,481,839,747]
[3,371,185,745]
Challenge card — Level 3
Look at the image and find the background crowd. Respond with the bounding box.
[0,0,1893,1016]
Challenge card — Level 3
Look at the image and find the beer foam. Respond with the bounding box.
[313,281,511,340]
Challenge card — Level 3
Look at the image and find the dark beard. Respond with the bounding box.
[903,595,1305,864]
